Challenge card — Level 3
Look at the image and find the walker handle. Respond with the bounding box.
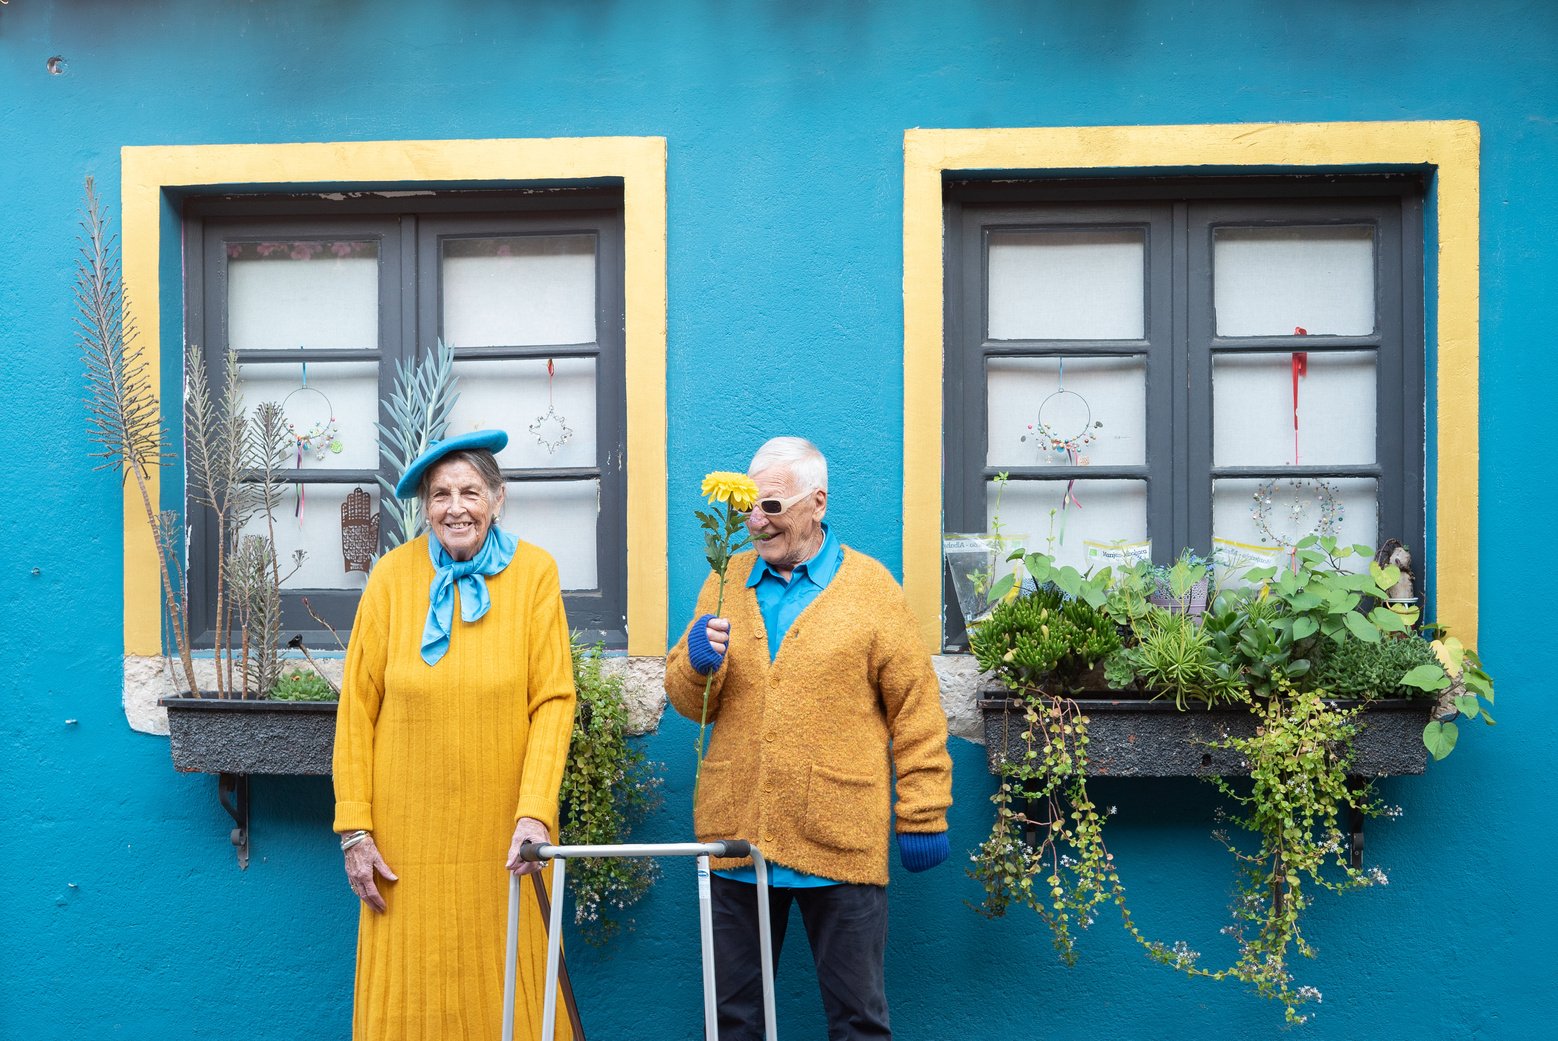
[711,839,751,858]
[518,840,551,863]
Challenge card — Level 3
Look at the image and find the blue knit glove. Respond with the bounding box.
[897,831,949,872]
[685,613,726,675]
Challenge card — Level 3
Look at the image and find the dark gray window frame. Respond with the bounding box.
[183,188,629,650]
[943,176,1426,650]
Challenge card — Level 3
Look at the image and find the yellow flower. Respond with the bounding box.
[701,471,759,511]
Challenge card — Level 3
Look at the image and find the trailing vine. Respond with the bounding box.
[1158,685,1389,1024]
[559,637,662,946]
[971,690,1146,963]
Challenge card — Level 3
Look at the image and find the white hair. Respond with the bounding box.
[748,436,828,493]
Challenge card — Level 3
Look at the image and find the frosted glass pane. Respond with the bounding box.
[987,356,1145,467]
[447,358,597,469]
[988,230,1144,340]
[1214,227,1375,336]
[442,235,596,347]
[1213,352,1375,467]
[989,478,1147,574]
[1213,477,1377,557]
[505,480,598,591]
[238,361,381,470]
[228,240,379,350]
[238,484,376,591]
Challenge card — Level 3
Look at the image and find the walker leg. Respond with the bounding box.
[752,850,777,1041]
[503,873,521,1041]
[697,854,719,1041]
[540,859,567,1041]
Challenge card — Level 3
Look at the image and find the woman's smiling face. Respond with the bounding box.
[425,458,502,561]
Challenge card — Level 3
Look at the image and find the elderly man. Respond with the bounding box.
[666,436,953,1041]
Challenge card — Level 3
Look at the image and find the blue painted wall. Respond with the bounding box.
[1,1,1553,1037]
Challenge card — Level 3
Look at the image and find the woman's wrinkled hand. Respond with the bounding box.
[505,817,551,876]
[344,834,398,913]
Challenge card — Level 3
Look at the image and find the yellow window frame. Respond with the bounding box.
[902,121,1480,651]
[120,136,669,657]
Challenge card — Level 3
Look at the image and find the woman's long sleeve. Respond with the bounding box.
[514,558,576,834]
[333,568,390,833]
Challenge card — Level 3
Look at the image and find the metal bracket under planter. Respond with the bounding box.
[978,682,1432,868]
[159,697,338,868]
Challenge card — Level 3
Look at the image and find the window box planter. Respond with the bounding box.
[160,696,338,776]
[978,680,1431,779]
[159,697,339,869]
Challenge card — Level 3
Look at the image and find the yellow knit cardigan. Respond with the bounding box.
[665,547,952,885]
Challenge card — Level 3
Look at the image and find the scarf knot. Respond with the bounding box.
[421,526,518,666]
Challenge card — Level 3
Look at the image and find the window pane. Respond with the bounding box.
[1213,351,1376,467]
[238,483,376,590]
[989,478,1147,574]
[506,480,598,591]
[442,235,596,347]
[447,358,597,469]
[987,229,1145,340]
[227,240,379,350]
[987,356,1146,467]
[1212,477,1378,559]
[238,360,381,470]
[1214,226,1375,336]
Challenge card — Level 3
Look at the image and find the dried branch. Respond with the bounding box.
[77,177,198,695]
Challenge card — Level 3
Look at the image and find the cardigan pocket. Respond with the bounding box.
[693,759,741,839]
[803,764,887,853]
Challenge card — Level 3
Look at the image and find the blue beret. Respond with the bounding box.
[393,429,509,499]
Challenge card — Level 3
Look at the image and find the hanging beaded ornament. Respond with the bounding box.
[340,486,379,575]
[1250,478,1344,549]
[281,383,342,462]
[529,358,574,455]
[1022,387,1102,457]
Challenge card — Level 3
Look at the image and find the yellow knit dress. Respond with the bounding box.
[333,534,576,1041]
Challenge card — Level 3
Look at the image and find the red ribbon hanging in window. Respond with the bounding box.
[1291,327,1308,467]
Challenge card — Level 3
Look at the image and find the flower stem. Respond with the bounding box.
[692,569,729,809]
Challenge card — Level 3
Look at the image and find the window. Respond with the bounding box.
[943,178,1424,647]
[183,190,628,646]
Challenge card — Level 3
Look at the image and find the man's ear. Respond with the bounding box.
[813,488,828,522]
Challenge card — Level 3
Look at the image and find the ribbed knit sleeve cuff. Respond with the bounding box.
[685,613,725,674]
[334,802,374,834]
[514,798,559,837]
[897,831,950,872]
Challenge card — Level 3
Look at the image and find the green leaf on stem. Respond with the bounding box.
[1423,720,1459,760]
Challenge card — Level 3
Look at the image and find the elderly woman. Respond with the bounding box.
[333,429,576,1041]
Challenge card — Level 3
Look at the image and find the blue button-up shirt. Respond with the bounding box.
[719,523,843,888]
[747,522,843,662]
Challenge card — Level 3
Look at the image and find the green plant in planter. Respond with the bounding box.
[268,666,336,702]
[1106,609,1247,710]
[1407,631,1496,760]
[1154,685,1387,1024]
[1304,631,1441,700]
[970,585,1122,690]
[559,637,662,946]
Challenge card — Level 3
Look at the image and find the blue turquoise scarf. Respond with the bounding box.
[421,526,519,666]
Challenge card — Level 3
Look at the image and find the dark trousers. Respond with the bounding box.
[710,874,891,1041]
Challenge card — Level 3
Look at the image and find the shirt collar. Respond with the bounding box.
[747,523,840,589]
